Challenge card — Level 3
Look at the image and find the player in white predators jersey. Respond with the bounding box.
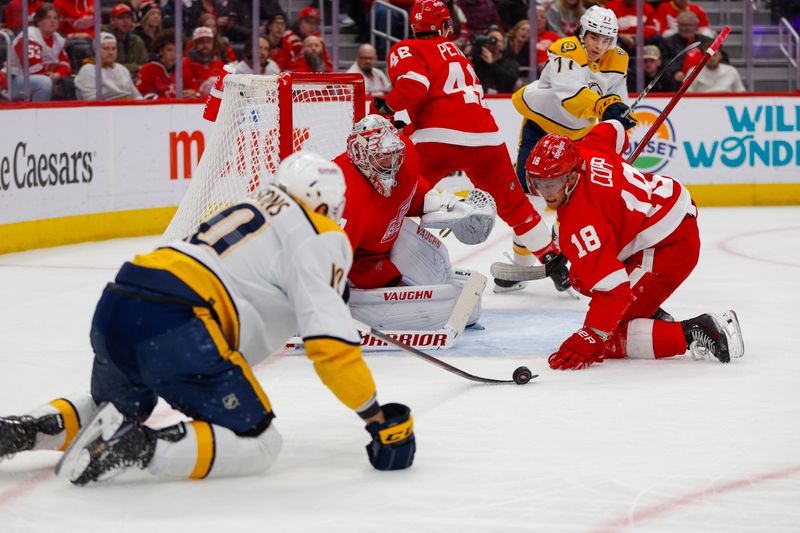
[0,151,416,484]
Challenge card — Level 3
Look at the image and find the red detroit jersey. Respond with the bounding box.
[335,135,431,255]
[557,121,695,332]
[385,37,503,146]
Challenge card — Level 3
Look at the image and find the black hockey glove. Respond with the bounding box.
[373,97,395,116]
[602,102,637,130]
[365,403,415,471]
[542,252,571,292]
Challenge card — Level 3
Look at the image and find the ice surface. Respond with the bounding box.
[1,207,799,532]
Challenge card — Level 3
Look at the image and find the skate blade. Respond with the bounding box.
[721,310,744,359]
[54,403,124,483]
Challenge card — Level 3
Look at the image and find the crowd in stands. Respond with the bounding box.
[3,0,793,103]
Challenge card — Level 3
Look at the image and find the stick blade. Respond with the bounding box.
[490,262,547,282]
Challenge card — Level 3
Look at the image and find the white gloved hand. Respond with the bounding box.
[421,189,496,245]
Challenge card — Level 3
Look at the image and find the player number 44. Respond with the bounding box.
[443,63,485,106]
[570,225,601,258]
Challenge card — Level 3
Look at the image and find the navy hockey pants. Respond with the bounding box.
[515,119,550,192]
[89,285,274,436]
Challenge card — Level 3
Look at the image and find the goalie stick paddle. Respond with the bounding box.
[629,26,731,163]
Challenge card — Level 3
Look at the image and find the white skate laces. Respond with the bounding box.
[688,310,744,363]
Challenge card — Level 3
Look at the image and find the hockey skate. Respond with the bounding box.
[0,414,64,462]
[682,310,744,363]
[55,403,155,485]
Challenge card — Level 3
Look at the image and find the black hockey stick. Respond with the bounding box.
[626,41,701,114]
[358,322,537,385]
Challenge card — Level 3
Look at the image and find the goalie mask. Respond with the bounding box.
[273,150,346,222]
[346,115,406,197]
[579,6,618,50]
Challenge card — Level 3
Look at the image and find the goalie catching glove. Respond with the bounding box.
[365,403,416,470]
[420,189,497,245]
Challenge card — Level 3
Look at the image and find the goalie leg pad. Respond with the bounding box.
[390,219,452,286]
[349,283,466,330]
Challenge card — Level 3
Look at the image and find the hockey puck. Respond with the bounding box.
[512,366,533,385]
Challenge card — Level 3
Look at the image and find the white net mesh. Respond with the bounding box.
[162,73,360,242]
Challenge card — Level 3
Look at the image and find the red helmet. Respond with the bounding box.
[410,0,452,36]
[525,134,582,195]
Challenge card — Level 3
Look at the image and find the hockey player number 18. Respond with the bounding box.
[443,63,485,106]
[570,226,601,258]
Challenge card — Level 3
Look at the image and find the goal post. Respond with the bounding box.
[162,72,366,242]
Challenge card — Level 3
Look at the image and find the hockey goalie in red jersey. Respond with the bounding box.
[334,114,496,331]
[374,0,570,294]
[525,120,744,370]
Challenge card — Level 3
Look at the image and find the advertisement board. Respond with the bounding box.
[1,95,798,253]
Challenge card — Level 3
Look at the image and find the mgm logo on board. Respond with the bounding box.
[623,105,679,173]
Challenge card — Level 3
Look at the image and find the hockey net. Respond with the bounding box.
[163,72,365,242]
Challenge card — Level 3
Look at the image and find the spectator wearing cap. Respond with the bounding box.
[8,3,71,101]
[230,34,281,75]
[284,8,333,72]
[192,13,237,62]
[182,26,224,97]
[627,45,680,93]
[103,3,148,76]
[2,0,46,33]
[53,0,95,38]
[607,0,660,53]
[346,43,391,96]
[460,0,503,35]
[655,0,714,39]
[136,29,197,99]
[133,0,163,54]
[75,31,142,99]
[686,46,745,93]
[266,12,293,70]
[289,35,332,73]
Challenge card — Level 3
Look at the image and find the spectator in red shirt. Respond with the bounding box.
[459,0,503,34]
[8,3,71,101]
[266,12,292,70]
[53,0,95,38]
[284,8,332,71]
[607,0,660,53]
[136,29,193,99]
[290,35,331,73]
[655,0,714,39]
[659,10,713,84]
[2,0,45,33]
[182,26,224,97]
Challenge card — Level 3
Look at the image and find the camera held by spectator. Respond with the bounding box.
[471,33,499,63]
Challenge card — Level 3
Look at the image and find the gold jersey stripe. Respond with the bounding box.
[189,421,215,479]
[513,243,533,256]
[195,307,273,414]
[49,398,79,451]
[131,248,239,348]
[304,337,377,412]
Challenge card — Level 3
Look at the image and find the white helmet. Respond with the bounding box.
[346,114,406,197]
[579,6,618,49]
[273,151,347,222]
